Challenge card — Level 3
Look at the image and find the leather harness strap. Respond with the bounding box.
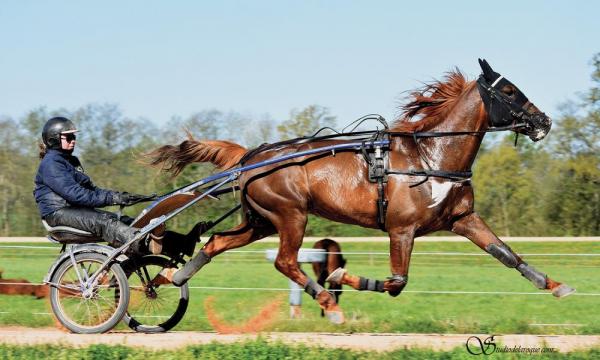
[385,169,472,182]
[362,132,390,231]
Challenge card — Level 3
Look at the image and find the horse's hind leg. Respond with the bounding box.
[171,219,274,286]
[202,219,275,257]
[272,214,344,324]
[451,212,575,297]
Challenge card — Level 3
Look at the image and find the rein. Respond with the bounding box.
[387,122,526,138]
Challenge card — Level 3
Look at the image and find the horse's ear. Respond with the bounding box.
[478,58,499,81]
[478,58,486,71]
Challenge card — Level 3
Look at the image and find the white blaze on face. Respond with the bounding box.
[428,180,454,208]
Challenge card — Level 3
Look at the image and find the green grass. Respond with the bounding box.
[1,241,599,334]
[1,341,599,360]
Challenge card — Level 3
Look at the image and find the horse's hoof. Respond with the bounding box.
[552,284,576,298]
[388,289,402,297]
[325,268,346,285]
[386,277,407,297]
[325,310,345,324]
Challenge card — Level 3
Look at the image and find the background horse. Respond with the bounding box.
[312,239,346,317]
[147,60,574,324]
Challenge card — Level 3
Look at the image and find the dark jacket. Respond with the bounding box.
[33,149,117,218]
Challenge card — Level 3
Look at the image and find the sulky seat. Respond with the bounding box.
[42,220,103,244]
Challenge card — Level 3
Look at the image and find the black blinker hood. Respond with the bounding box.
[476,59,532,127]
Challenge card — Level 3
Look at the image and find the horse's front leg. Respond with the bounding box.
[451,212,575,297]
[327,228,414,297]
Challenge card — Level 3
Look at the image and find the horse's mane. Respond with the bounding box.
[392,69,475,132]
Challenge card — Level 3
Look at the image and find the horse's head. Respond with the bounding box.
[477,59,551,141]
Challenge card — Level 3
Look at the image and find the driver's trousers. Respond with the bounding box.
[45,207,198,257]
[45,207,137,248]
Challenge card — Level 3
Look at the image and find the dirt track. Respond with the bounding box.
[1,327,600,352]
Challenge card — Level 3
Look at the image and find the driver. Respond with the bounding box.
[33,116,200,256]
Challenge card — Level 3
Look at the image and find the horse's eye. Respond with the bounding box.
[502,86,515,97]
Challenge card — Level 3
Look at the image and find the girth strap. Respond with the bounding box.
[385,169,472,181]
[376,180,388,231]
[361,132,390,231]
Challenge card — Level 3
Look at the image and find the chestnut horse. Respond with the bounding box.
[147,60,574,324]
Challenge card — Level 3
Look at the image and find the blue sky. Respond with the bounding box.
[1,1,598,127]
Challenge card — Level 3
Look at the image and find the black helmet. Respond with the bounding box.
[42,117,78,150]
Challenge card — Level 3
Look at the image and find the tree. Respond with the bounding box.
[544,53,600,235]
[473,141,534,236]
[277,105,336,140]
[241,115,276,147]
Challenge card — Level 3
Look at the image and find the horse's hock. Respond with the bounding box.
[265,249,327,318]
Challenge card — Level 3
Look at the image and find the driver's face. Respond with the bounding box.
[60,133,76,151]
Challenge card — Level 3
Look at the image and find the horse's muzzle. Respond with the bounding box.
[526,113,552,142]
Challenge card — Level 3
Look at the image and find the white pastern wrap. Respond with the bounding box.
[428,180,454,209]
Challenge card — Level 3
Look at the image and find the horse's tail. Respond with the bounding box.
[144,131,248,177]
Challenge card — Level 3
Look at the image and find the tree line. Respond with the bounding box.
[1,56,598,237]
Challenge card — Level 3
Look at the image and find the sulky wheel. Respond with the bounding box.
[49,252,130,334]
[120,255,189,333]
